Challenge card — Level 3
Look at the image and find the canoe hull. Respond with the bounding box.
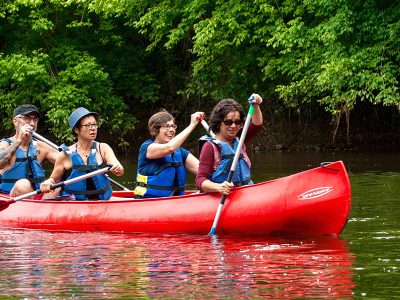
[0,161,351,235]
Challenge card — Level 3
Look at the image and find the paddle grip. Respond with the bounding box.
[248,96,255,115]
[50,182,65,190]
[220,194,227,205]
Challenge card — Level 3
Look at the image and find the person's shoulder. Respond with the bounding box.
[36,140,61,156]
[58,143,75,157]
[139,139,154,151]
[138,139,154,161]
[200,140,217,156]
[56,149,70,161]
[0,138,12,148]
[142,139,153,146]
[203,140,215,149]
[0,137,13,144]
[97,141,111,149]
[36,140,51,149]
[177,146,189,156]
[96,142,115,157]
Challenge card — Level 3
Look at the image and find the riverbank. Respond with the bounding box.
[1,102,398,154]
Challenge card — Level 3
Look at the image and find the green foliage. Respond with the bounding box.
[0,0,139,147]
[0,52,51,124]
[262,0,400,115]
[109,0,400,117]
[1,0,399,146]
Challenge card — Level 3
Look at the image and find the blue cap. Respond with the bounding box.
[68,107,98,132]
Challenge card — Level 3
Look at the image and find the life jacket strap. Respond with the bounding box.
[1,176,44,184]
[234,177,251,187]
[136,181,184,192]
[0,178,18,183]
[15,157,28,162]
[28,176,45,183]
[72,164,98,172]
[64,183,111,196]
[27,155,38,161]
[154,162,184,175]
[221,154,245,173]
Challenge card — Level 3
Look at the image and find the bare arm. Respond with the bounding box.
[37,141,58,164]
[201,179,233,195]
[100,143,124,176]
[0,140,21,169]
[40,152,69,192]
[0,124,34,169]
[185,153,199,175]
[146,112,204,159]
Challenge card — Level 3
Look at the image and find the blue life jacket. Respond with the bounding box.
[61,142,112,200]
[207,138,253,186]
[134,143,187,198]
[0,138,45,194]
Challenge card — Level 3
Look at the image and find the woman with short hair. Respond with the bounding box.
[134,110,204,198]
[40,107,124,200]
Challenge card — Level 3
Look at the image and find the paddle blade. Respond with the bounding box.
[208,201,225,236]
[208,227,217,236]
[0,199,15,212]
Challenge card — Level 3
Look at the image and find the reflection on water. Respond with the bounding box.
[0,230,354,299]
[4,152,400,298]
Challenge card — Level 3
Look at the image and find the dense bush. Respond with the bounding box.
[1,0,398,148]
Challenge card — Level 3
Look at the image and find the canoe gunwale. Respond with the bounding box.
[0,161,351,235]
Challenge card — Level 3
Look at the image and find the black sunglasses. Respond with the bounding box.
[222,119,244,126]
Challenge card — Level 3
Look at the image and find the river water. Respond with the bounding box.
[0,151,399,299]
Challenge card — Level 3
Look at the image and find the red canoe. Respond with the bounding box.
[0,161,351,235]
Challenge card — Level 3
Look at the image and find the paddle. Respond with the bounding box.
[32,132,130,191]
[104,175,130,191]
[0,165,112,211]
[200,118,216,138]
[208,96,255,236]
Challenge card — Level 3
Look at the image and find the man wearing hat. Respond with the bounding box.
[40,107,124,200]
[0,104,58,197]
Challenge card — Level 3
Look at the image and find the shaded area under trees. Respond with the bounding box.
[0,0,398,152]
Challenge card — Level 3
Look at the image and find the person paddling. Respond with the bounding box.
[0,104,58,198]
[133,110,204,198]
[40,107,124,200]
[196,95,263,195]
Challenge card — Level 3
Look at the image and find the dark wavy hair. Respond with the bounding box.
[209,99,245,134]
[148,110,175,139]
